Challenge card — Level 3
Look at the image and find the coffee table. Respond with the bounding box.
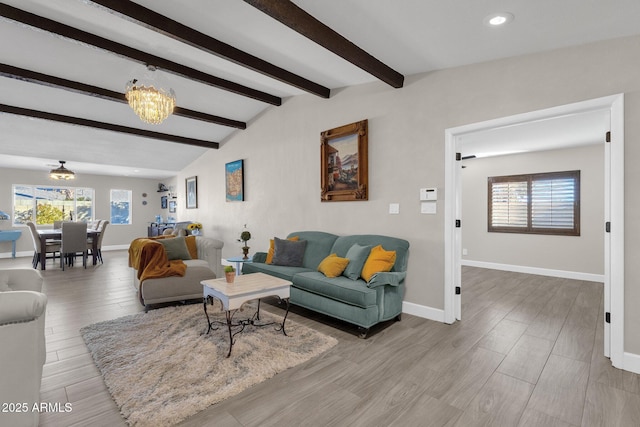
[201,272,292,357]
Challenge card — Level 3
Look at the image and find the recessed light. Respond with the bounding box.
[484,12,514,27]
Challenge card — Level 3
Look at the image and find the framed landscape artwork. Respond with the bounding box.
[186,176,198,209]
[320,119,368,202]
[226,160,244,202]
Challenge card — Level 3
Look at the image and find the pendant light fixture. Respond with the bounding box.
[49,160,75,180]
[125,65,176,125]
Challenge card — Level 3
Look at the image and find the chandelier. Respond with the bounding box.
[125,66,176,125]
[50,161,75,180]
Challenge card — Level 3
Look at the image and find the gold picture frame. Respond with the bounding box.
[320,119,368,202]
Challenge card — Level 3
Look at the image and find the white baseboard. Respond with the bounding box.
[461,259,604,283]
[0,250,31,259]
[623,352,640,374]
[103,245,130,251]
[403,301,445,323]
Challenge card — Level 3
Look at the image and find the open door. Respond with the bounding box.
[445,94,624,364]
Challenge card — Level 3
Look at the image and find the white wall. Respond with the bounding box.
[174,34,640,353]
[0,167,167,254]
[461,145,604,276]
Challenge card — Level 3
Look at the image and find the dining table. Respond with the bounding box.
[37,229,101,271]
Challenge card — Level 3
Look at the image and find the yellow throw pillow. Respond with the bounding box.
[361,245,396,282]
[185,235,198,260]
[318,253,350,278]
[266,235,299,264]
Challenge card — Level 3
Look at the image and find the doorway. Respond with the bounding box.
[444,94,624,367]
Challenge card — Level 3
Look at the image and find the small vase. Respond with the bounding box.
[225,272,235,283]
[242,246,250,260]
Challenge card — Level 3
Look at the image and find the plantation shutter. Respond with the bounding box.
[490,180,528,227]
[488,170,580,236]
[531,176,576,229]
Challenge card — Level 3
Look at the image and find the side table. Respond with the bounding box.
[0,230,22,258]
[226,255,252,275]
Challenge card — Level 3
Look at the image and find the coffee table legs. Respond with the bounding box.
[203,297,291,358]
[275,297,290,336]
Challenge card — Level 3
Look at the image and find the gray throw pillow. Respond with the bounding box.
[342,243,372,280]
[157,236,192,261]
[272,237,307,267]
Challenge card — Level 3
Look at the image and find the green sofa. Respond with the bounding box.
[242,231,409,337]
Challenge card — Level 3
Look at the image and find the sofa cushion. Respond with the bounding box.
[317,254,350,278]
[272,237,307,267]
[242,262,312,281]
[330,235,410,274]
[361,245,397,282]
[266,236,299,264]
[185,235,198,259]
[157,236,192,261]
[286,231,339,270]
[342,244,372,280]
[293,272,377,308]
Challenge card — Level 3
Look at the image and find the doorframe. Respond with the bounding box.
[444,94,624,367]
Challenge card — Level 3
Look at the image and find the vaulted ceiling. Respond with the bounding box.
[1,0,639,179]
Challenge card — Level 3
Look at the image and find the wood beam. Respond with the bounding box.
[89,0,330,99]
[0,4,281,106]
[244,0,404,88]
[0,104,219,149]
[0,64,246,129]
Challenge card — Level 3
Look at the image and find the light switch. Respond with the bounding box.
[421,202,436,214]
[389,203,400,214]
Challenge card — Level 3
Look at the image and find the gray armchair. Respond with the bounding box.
[0,268,47,427]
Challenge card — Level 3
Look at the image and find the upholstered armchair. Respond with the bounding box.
[0,268,47,427]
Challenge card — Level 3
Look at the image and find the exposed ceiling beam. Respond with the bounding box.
[244,0,404,88]
[0,104,219,149]
[0,4,281,106]
[0,64,247,129]
[88,0,331,99]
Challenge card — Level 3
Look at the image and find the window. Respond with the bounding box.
[12,185,94,226]
[488,170,580,236]
[110,189,132,225]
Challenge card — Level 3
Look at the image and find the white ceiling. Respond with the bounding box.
[1,0,639,179]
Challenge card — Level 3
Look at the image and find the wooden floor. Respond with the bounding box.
[3,252,640,426]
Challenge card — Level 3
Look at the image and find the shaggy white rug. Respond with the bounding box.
[81,302,338,426]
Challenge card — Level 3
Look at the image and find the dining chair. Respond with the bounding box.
[87,220,109,264]
[26,221,60,269]
[60,222,88,270]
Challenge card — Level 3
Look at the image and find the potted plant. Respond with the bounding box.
[224,265,236,283]
[238,225,251,259]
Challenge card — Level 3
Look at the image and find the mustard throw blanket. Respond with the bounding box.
[128,237,187,283]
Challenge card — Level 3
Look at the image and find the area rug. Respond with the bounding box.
[80,302,338,427]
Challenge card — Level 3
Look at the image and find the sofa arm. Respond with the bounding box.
[366,271,406,288]
[0,268,43,293]
[252,252,267,263]
[0,291,48,325]
[195,236,225,278]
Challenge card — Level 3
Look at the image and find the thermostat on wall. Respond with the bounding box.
[420,188,437,201]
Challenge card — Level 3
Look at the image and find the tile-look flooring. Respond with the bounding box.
[2,251,639,426]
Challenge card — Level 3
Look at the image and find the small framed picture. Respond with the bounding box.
[169,200,177,213]
[161,195,168,209]
[186,176,198,209]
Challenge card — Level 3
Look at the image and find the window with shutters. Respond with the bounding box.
[488,170,580,236]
